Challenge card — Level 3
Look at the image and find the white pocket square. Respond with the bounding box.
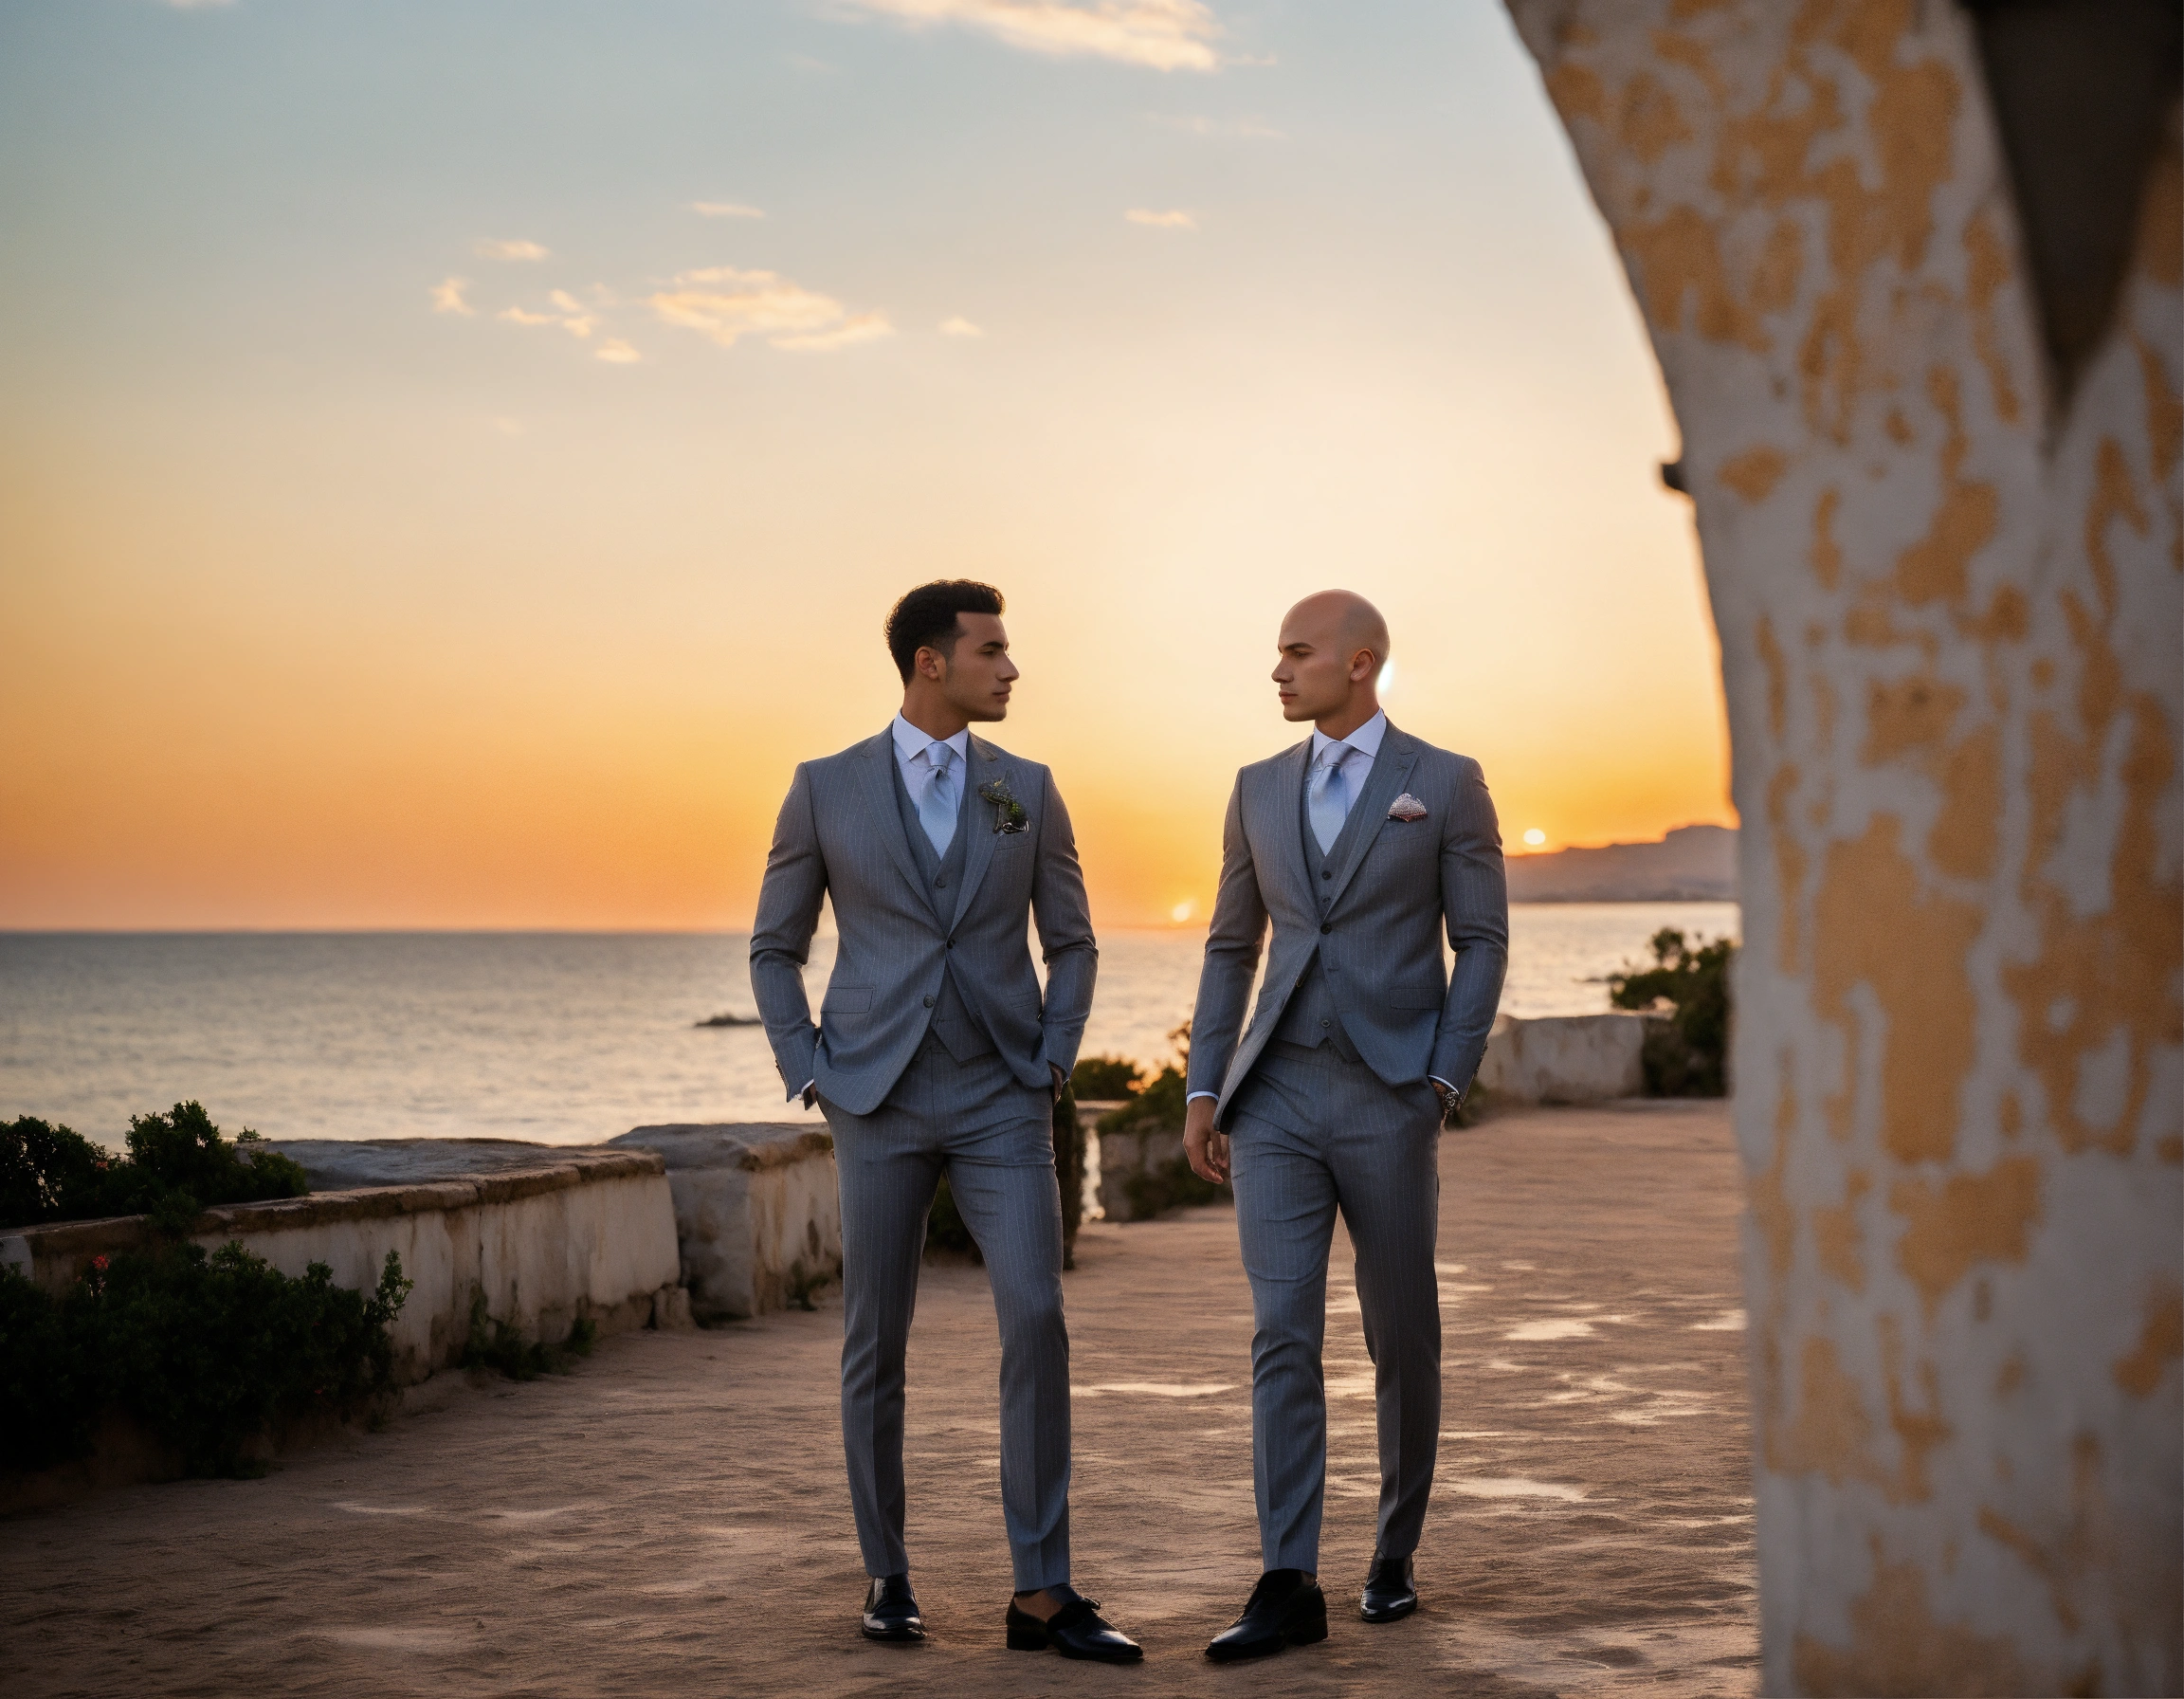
[1388,794,1428,821]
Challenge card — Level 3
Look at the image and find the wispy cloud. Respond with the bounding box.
[430,277,474,316]
[594,338,643,364]
[1146,112,1279,137]
[1125,207,1196,228]
[773,314,894,352]
[938,317,984,338]
[500,291,598,338]
[691,201,766,219]
[830,0,1221,72]
[476,238,550,262]
[647,267,893,353]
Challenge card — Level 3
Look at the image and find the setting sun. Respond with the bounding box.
[1522,829,1548,848]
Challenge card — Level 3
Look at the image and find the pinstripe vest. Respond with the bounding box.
[1270,758,1368,1061]
[888,749,999,1062]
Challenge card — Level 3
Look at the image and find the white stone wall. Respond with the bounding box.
[1475,1011,1651,1104]
[9,1160,683,1386]
[1505,4,2181,1691]
[610,1125,843,1321]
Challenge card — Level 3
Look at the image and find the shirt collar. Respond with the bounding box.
[1312,709,1388,761]
[892,713,970,767]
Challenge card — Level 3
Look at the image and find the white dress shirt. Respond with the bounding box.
[1188,709,1455,1109]
[1310,707,1387,787]
[892,714,971,834]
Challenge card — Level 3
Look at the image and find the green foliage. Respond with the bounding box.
[1053,1086,1083,1270]
[1,1103,308,1230]
[925,1172,978,1261]
[785,1258,826,1311]
[121,1103,310,1212]
[1119,1152,1224,1221]
[1095,1065,1189,1139]
[1087,1022,1222,1220]
[1,1245,411,1480]
[925,1086,1085,1269]
[0,1262,95,1473]
[460,1289,597,1380]
[0,1117,111,1230]
[1609,928,1735,1097]
[1069,1055,1144,1101]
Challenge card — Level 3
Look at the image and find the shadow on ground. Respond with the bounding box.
[1,1102,1756,1698]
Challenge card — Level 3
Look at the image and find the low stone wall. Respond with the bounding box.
[2,1145,685,1387]
[1085,1117,1196,1224]
[1083,1018,1661,1221]
[1474,1012,1655,1105]
[611,1124,842,1323]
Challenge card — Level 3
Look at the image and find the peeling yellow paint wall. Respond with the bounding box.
[1507,3,2181,1692]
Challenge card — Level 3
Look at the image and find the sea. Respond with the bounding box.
[1,904,1738,1151]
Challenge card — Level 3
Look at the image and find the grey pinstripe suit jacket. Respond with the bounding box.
[749,728,1098,1118]
[1186,722,1508,1127]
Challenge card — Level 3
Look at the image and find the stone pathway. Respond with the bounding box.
[1,1102,1756,1697]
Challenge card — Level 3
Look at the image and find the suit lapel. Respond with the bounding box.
[856,731,941,923]
[1323,726,1419,912]
[1270,739,1318,915]
[949,735,1007,924]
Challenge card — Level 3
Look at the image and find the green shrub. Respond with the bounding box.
[1119,1151,1224,1221]
[0,1117,112,1229]
[1095,1061,1190,1140]
[460,1289,597,1380]
[0,1103,308,1230]
[0,1245,411,1480]
[1609,928,1735,1097]
[0,1262,96,1473]
[1069,1055,1144,1101]
[1097,1027,1226,1219]
[925,1086,1085,1269]
[119,1102,309,1213]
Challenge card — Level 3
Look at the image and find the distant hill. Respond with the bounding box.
[1505,824,1738,903]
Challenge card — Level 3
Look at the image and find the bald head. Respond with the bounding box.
[1283,590,1390,668]
[1272,589,1391,735]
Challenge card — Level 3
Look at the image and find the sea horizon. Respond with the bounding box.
[2,904,1739,1149]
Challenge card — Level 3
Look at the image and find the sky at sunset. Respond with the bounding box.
[1,0,1734,932]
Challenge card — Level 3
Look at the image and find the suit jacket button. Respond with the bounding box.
[945,939,955,949]
[935,875,948,887]
[922,995,936,1008]
[1320,923,1332,934]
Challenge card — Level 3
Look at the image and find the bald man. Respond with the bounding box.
[1183,591,1507,1660]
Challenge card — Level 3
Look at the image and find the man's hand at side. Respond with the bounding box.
[1051,1063,1068,1105]
[1184,1095,1229,1184]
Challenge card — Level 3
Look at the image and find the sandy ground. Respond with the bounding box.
[2,1101,1756,1698]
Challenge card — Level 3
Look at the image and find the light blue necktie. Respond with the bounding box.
[916,741,957,855]
[1309,741,1354,855]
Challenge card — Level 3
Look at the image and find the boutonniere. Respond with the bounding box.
[978,777,1029,834]
[1387,794,1428,822]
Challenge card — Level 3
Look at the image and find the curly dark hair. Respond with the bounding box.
[884,579,1006,684]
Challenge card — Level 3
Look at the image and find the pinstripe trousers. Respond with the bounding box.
[821,1036,1072,1592]
[1228,1040,1444,1572]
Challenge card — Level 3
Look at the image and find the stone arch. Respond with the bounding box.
[1503,4,2181,1691]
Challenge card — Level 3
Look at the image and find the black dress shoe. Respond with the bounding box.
[862,1573,925,1642]
[1205,1569,1328,1662]
[1006,1585,1143,1663]
[1359,1553,1418,1622]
